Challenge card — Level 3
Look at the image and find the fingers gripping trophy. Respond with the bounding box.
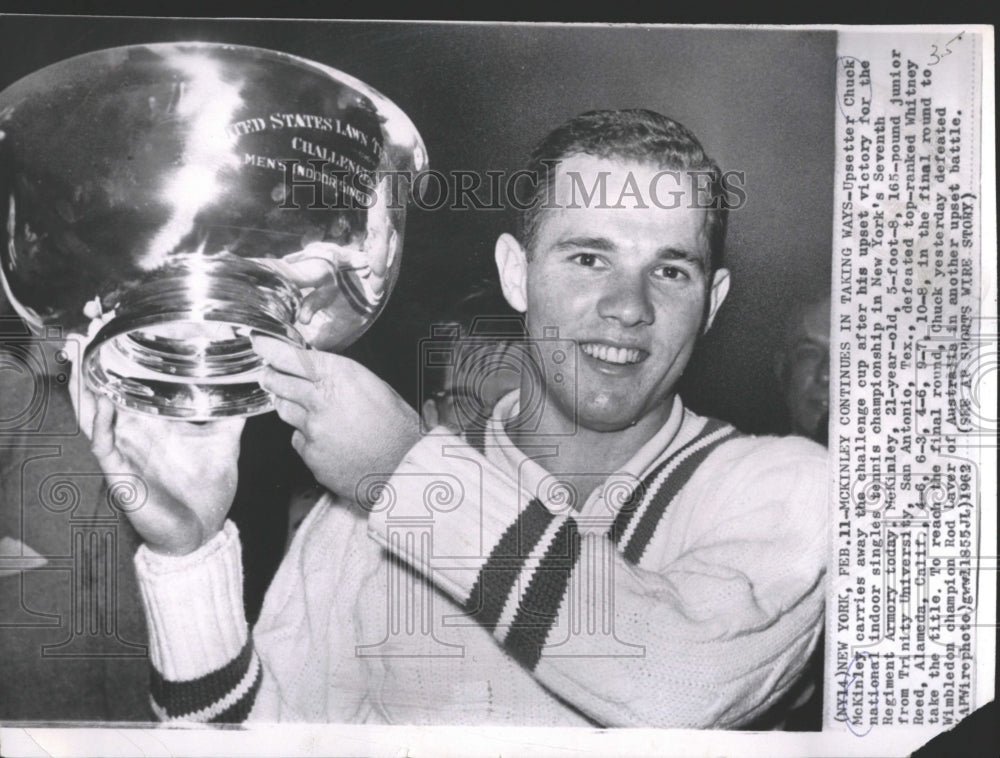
[0,44,426,555]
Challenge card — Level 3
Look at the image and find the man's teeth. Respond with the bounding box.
[580,343,641,365]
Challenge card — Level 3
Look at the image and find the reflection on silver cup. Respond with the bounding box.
[0,43,426,418]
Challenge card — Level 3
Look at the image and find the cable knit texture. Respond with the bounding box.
[133,394,828,727]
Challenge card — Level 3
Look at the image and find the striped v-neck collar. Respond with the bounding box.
[482,391,693,520]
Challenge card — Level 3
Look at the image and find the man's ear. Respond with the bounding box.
[702,268,731,334]
[495,233,529,313]
[420,398,439,433]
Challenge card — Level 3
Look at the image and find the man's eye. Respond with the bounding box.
[570,253,603,268]
[653,265,688,280]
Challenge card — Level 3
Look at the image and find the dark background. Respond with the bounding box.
[0,16,836,434]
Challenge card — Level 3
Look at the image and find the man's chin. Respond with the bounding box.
[574,404,654,434]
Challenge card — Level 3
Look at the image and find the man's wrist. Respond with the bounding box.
[355,408,422,508]
[139,509,221,558]
[134,521,248,681]
[136,521,235,572]
[387,422,422,474]
[144,526,212,558]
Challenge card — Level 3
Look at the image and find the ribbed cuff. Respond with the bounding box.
[366,430,528,601]
[134,521,248,681]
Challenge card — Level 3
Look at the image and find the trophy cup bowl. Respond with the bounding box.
[0,43,426,419]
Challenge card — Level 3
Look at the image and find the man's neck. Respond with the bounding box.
[504,392,675,505]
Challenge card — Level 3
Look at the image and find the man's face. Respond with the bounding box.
[780,298,831,442]
[499,155,729,435]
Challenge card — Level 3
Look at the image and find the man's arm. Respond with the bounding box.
[72,380,261,723]
[256,338,828,727]
[135,521,262,722]
[369,432,827,728]
[134,495,380,724]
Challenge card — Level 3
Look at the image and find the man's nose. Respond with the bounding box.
[596,273,654,327]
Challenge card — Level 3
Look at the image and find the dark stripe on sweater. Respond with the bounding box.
[208,662,263,723]
[622,420,740,566]
[150,637,255,720]
[504,517,582,671]
[609,418,727,547]
[608,457,665,546]
[463,498,555,631]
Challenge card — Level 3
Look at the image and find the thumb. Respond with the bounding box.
[90,396,127,471]
[89,397,150,517]
[64,334,98,440]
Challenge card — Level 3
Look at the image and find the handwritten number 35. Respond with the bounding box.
[929,33,964,67]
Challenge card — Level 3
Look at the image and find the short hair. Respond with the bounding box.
[518,109,728,272]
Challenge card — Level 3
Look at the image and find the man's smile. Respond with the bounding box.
[579,341,646,366]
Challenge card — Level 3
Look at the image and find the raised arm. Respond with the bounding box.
[71,364,259,723]
[257,336,828,728]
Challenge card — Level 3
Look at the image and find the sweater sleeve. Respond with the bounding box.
[134,521,262,723]
[367,432,828,729]
[134,496,381,724]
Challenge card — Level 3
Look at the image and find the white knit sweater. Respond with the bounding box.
[134,394,828,727]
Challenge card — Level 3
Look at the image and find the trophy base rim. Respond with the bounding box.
[82,254,304,420]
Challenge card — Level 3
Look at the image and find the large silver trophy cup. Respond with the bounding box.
[0,43,426,418]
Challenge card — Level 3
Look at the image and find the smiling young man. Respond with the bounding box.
[494,149,730,488]
[83,110,828,729]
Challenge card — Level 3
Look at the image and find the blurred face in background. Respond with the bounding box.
[777,297,831,444]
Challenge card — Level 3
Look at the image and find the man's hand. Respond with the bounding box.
[253,336,421,506]
[69,346,245,556]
